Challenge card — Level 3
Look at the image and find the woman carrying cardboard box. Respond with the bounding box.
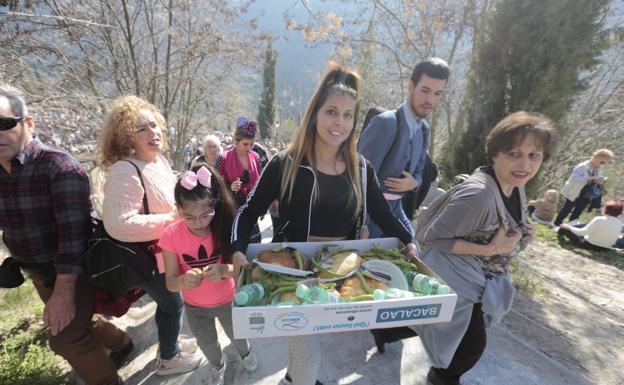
[231,62,417,385]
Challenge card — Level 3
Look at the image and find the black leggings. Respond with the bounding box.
[554,197,590,226]
[429,303,487,383]
[372,304,486,383]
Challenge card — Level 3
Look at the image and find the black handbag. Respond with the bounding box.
[83,160,157,299]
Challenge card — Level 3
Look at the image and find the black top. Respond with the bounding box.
[485,166,522,223]
[231,152,413,253]
[309,171,358,237]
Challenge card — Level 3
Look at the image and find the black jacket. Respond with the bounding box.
[232,152,412,253]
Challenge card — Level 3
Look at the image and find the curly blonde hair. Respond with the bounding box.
[99,95,168,168]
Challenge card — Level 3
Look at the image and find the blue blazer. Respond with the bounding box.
[357,103,430,194]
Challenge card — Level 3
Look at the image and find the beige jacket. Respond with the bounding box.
[560,160,603,202]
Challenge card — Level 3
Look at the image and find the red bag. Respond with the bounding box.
[94,287,145,317]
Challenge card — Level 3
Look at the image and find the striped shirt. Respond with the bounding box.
[0,139,91,274]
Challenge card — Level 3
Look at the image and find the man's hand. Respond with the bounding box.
[384,171,419,193]
[44,274,77,336]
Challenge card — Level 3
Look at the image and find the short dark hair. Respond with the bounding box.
[485,111,558,161]
[410,57,450,85]
[604,200,623,217]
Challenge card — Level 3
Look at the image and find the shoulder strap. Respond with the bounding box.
[123,160,150,215]
[414,182,460,242]
[359,154,368,221]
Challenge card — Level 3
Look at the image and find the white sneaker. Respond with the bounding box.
[155,336,198,360]
[179,336,198,354]
[209,361,226,385]
[241,349,258,372]
[155,350,203,376]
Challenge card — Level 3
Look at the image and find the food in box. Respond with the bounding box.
[235,243,451,307]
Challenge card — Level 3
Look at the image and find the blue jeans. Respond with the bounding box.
[367,198,414,239]
[143,273,184,360]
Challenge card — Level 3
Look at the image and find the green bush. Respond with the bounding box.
[0,329,70,385]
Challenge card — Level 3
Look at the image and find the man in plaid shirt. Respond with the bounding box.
[0,83,129,385]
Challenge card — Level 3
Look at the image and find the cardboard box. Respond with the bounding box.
[232,238,457,339]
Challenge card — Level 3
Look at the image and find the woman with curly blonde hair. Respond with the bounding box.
[99,95,203,375]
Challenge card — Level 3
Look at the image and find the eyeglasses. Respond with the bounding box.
[0,117,24,131]
[182,209,216,223]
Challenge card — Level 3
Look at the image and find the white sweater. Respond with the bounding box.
[103,155,177,242]
[569,215,622,249]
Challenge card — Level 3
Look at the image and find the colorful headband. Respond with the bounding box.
[180,166,212,190]
[235,117,258,138]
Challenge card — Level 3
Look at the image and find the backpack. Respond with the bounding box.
[358,107,402,173]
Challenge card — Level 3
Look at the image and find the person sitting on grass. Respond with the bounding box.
[557,200,623,251]
[528,189,559,225]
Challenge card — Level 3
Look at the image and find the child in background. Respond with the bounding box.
[159,165,258,385]
[528,189,559,225]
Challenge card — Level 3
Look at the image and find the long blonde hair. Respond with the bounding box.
[280,62,363,215]
[99,95,168,169]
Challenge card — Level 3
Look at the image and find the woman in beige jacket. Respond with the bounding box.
[554,149,613,226]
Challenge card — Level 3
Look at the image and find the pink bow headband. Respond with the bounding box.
[180,166,212,190]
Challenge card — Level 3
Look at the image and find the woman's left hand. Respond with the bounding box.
[404,242,419,260]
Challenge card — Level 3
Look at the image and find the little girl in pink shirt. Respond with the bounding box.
[158,165,258,385]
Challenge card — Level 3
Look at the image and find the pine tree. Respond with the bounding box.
[445,0,610,181]
[257,42,278,139]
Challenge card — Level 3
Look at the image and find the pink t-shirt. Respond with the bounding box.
[158,220,235,307]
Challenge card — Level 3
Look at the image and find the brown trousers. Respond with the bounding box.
[25,268,127,385]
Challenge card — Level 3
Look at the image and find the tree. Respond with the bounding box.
[0,0,265,169]
[283,0,486,159]
[257,41,278,139]
[445,0,611,187]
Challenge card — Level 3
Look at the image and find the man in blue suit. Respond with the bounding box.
[358,58,449,239]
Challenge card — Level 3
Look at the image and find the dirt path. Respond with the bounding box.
[506,242,624,385]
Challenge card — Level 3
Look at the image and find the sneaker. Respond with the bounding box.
[179,336,198,354]
[155,351,203,376]
[208,361,226,385]
[241,349,258,372]
[155,336,198,361]
[280,372,323,385]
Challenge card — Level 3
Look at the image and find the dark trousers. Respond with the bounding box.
[142,273,184,360]
[430,303,487,384]
[24,268,124,385]
[554,197,590,226]
[557,227,609,251]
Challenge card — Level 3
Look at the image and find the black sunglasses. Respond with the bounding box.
[0,117,24,131]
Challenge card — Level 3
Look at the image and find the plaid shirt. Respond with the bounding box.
[0,139,91,274]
